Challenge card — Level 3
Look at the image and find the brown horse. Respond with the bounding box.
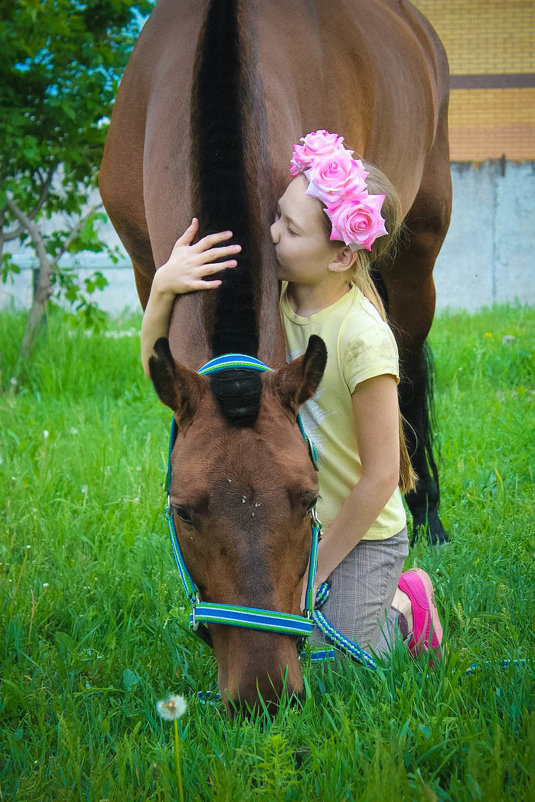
[100,0,452,711]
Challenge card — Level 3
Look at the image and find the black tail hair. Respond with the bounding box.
[372,269,441,509]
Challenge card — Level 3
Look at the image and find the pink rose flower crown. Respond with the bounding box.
[289,130,388,252]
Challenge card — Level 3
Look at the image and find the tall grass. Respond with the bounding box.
[1,305,533,801]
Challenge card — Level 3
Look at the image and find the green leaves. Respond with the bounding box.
[0,1,154,356]
[0,0,153,206]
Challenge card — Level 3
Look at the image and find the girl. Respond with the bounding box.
[141,130,442,660]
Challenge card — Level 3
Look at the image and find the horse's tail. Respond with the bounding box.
[408,339,441,506]
[371,269,441,516]
[191,0,270,363]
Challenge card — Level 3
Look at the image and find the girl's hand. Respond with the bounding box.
[153,218,241,297]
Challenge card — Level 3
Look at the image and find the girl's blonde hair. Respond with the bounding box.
[321,161,417,493]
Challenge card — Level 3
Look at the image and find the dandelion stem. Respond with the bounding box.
[174,717,184,802]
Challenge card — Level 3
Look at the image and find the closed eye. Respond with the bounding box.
[306,497,318,513]
[171,504,195,526]
[303,493,319,515]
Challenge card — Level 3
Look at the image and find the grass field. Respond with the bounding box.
[1,304,533,801]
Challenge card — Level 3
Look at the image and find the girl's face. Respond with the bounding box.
[270,175,341,285]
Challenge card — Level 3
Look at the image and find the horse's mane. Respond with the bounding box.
[191,0,266,426]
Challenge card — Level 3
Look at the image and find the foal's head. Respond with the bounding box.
[149,335,326,713]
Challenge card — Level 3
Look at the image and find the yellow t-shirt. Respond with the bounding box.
[280,284,406,540]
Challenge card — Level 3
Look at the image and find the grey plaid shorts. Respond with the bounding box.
[311,526,409,655]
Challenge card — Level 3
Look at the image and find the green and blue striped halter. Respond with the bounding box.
[165,352,322,645]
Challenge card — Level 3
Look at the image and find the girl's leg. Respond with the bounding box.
[394,569,443,656]
[311,527,409,654]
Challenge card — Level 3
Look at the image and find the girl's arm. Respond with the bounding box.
[302,373,400,607]
[141,218,241,376]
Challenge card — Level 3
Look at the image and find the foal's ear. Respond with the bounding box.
[148,337,206,427]
[271,335,327,414]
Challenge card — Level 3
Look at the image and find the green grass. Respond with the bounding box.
[1,304,533,801]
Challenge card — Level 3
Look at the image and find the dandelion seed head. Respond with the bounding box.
[26,544,31,550]
[81,485,88,495]
[156,694,187,721]
[43,430,49,439]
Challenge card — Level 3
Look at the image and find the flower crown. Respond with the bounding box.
[289,129,388,252]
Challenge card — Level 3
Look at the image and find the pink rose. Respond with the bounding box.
[289,129,347,176]
[326,193,388,251]
[304,154,369,205]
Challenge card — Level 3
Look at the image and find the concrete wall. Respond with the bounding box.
[433,160,535,311]
[2,160,534,315]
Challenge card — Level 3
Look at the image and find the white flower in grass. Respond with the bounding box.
[43,582,49,589]
[81,485,88,495]
[70,427,78,435]
[156,694,187,721]
[43,430,49,439]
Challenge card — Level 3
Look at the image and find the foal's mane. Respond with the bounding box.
[191,0,267,426]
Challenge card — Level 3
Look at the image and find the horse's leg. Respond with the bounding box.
[377,119,452,545]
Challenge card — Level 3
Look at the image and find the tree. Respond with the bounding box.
[0,0,153,363]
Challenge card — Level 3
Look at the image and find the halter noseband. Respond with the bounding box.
[165,353,322,646]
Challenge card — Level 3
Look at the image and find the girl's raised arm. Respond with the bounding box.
[140,219,240,375]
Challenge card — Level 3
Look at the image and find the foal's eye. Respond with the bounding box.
[172,505,194,526]
[305,496,319,514]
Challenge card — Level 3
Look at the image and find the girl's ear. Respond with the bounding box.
[328,246,357,273]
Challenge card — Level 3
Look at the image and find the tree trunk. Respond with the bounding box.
[6,198,54,368]
[19,253,53,362]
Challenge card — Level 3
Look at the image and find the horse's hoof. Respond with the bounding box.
[410,510,449,546]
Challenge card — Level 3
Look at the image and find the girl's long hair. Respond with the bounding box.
[321,162,417,493]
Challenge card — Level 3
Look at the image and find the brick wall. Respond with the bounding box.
[412,0,535,161]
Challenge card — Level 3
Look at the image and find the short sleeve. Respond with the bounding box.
[343,321,400,393]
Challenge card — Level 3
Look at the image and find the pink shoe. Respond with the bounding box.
[398,568,443,659]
